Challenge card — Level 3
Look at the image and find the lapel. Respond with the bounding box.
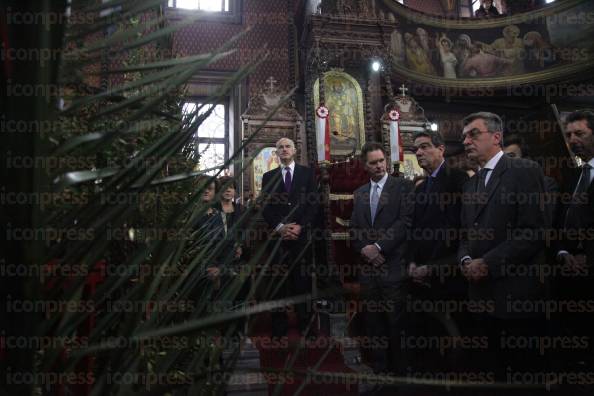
[415,166,444,217]
[433,164,447,191]
[472,154,508,222]
[290,164,301,197]
[374,175,393,221]
[272,167,285,194]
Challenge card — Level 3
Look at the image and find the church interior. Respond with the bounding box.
[3,0,594,395]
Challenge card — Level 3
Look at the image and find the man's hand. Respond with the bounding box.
[462,258,488,282]
[279,223,300,240]
[361,244,381,263]
[559,253,588,275]
[286,223,302,238]
[370,254,385,267]
[409,263,430,281]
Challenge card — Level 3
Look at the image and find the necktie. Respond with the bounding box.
[476,168,490,194]
[284,167,292,193]
[566,164,592,229]
[370,183,380,225]
[574,164,592,197]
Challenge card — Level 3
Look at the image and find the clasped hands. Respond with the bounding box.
[361,244,385,267]
[461,258,488,282]
[558,253,588,275]
[408,262,430,287]
[278,223,302,240]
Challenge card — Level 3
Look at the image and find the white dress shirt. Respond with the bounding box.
[578,157,594,186]
[369,172,388,207]
[369,173,388,252]
[478,150,505,187]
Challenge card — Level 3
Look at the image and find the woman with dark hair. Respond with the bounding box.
[215,176,251,305]
[191,176,225,287]
[216,176,246,264]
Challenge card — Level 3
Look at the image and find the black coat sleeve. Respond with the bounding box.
[298,167,318,227]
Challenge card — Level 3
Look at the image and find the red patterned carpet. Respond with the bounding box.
[249,312,359,396]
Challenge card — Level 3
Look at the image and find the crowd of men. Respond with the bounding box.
[257,110,594,394]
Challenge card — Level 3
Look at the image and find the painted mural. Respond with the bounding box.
[388,1,594,80]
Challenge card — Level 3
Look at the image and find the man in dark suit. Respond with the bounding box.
[405,131,469,376]
[458,112,549,381]
[503,133,560,221]
[261,137,318,337]
[407,130,468,294]
[556,110,594,367]
[350,142,413,375]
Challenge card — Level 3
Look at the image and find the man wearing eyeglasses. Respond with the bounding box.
[458,112,549,382]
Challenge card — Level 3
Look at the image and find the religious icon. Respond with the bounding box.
[314,71,365,156]
[252,147,280,196]
[402,153,425,181]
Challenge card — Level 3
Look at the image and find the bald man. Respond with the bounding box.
[261,138,318,337]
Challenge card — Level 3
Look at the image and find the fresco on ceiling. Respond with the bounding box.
[389,1,594,80]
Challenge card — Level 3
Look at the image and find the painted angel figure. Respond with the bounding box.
[436,33,457,78]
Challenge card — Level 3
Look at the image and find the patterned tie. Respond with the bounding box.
[284,167,292,193]
[370,183,380,225]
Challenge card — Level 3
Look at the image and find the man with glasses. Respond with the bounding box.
[408,130,468,288]
[458,112,549,384]
[405,130,469,378]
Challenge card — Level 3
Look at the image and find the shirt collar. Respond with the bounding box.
[370,172,389,190]
[282,161,295,173]
[430,160,445,178]
[480,150,504,172]
[587,158,594,169]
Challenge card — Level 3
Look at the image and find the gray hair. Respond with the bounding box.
[275,137,295,149]
[463,111,504,133]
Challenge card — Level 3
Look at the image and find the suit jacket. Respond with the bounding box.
[408,164,469,265]
[557,169,594,299]
[261,163,318,243]
[559,168,594,282]
[457,155,549,319]
[350,175,413,285]
[408,165,469,296]
[214,202,247,264]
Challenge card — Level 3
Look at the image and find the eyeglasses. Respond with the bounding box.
[461,128,490,142]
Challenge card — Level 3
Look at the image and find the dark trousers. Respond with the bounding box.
[465,314,550,396]
[361,280,408,375]
[270,239,313,336]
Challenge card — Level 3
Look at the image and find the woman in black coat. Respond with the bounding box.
[215,176,251,303]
